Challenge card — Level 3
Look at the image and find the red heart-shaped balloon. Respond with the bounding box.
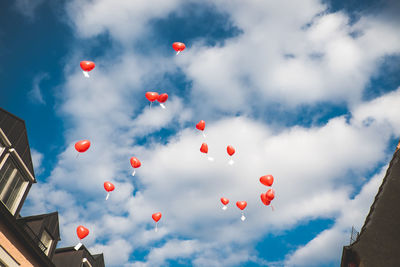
[196,120,205,131]
[104,182,115,192]
[152,212,162,222]
[172,42,186,52]
[260,193,271,205]
[200,143,208,154]
[145,92,159,102]
[227,145,235,156]
[80,61,95,72]
[130,157,141,168]
[266,189,275,201]
[236,201,247,210]
[76,225,89,240]
[260,175,274,187]
[157,93,168,103]
[75,140,91,153]
[220,197,229,205]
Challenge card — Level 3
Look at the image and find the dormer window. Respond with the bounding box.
[0,155,29,215]
[40,230,53,256]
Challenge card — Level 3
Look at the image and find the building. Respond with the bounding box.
[0,108,105,267]
[341,141,400,266]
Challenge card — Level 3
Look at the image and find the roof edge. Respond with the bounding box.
[355,146,400,241]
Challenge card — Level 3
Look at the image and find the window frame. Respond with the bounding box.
[0,141,4,158]
[40,229,53,256]
[0,245,20,267]
[0,154,29,215]
[0,128,35,183]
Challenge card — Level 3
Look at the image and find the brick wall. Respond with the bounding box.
[0,220,41,267]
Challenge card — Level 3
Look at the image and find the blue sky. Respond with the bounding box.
[1,0,400,266]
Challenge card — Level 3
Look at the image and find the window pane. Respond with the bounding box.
[0,157,28,214]
[5,173,24,210]
[0,160,14,196]
[40,231,53,255]
[0,142,4,156]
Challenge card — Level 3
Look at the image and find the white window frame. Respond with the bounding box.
[0,128,35,183]
[0,154,29,215]
[40,230,53,256]
[0,142,4,157]
[0,245,20,267]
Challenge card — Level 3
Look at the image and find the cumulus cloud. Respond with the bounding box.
[284,165,387,266]
[24,87,400,265]
[21,0,400,266]
[30,148,45,175]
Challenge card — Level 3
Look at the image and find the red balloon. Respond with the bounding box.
[75,140,91,153]
[260,175,274,187]
[196,120,205,131]
[236,201,247,210]
[104,182,115,192]
[152,212,162,222]
[260,193,271,205]
[200,143,208,154]
[76,225,89,240]
[172,42,186,52]
[227,145,235,156]
[130,157,141,168]
[145,92,159,102]
[157,93,168,103]
[266,189,275,201]
[220,197,229,205]
[80,61,95,72]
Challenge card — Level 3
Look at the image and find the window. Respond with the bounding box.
[0,245,20,267]
[0,156,29,215]
[0,142,4,156]
[40,230,53,256]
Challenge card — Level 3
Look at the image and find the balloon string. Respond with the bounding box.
[132,170,136,176]
[160,103,166,109]
[74,242,82,250]
[222,205,227,210]
[155,222,158,232]
[150,102,152,109]
[83,71,89,78]
[228,159,234,165]
[271,205,274,211]
[202,132,206,138]
[106,193,110,200]
[176,51,180,55]
[76,153,79,159]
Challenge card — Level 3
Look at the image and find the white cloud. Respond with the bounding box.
[65,0,186,43]
[175,1,400,111]
[28,73,49,105]
[24,86,400,265]
[284,165,386,266]
[30,149,45,175]
[20,1,400,266]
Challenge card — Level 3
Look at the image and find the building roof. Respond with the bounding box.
[0,203,56,266]
[0,107,35,179]
[53,246,105,267]
[341,143,400,266]
[18,212,61,242]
